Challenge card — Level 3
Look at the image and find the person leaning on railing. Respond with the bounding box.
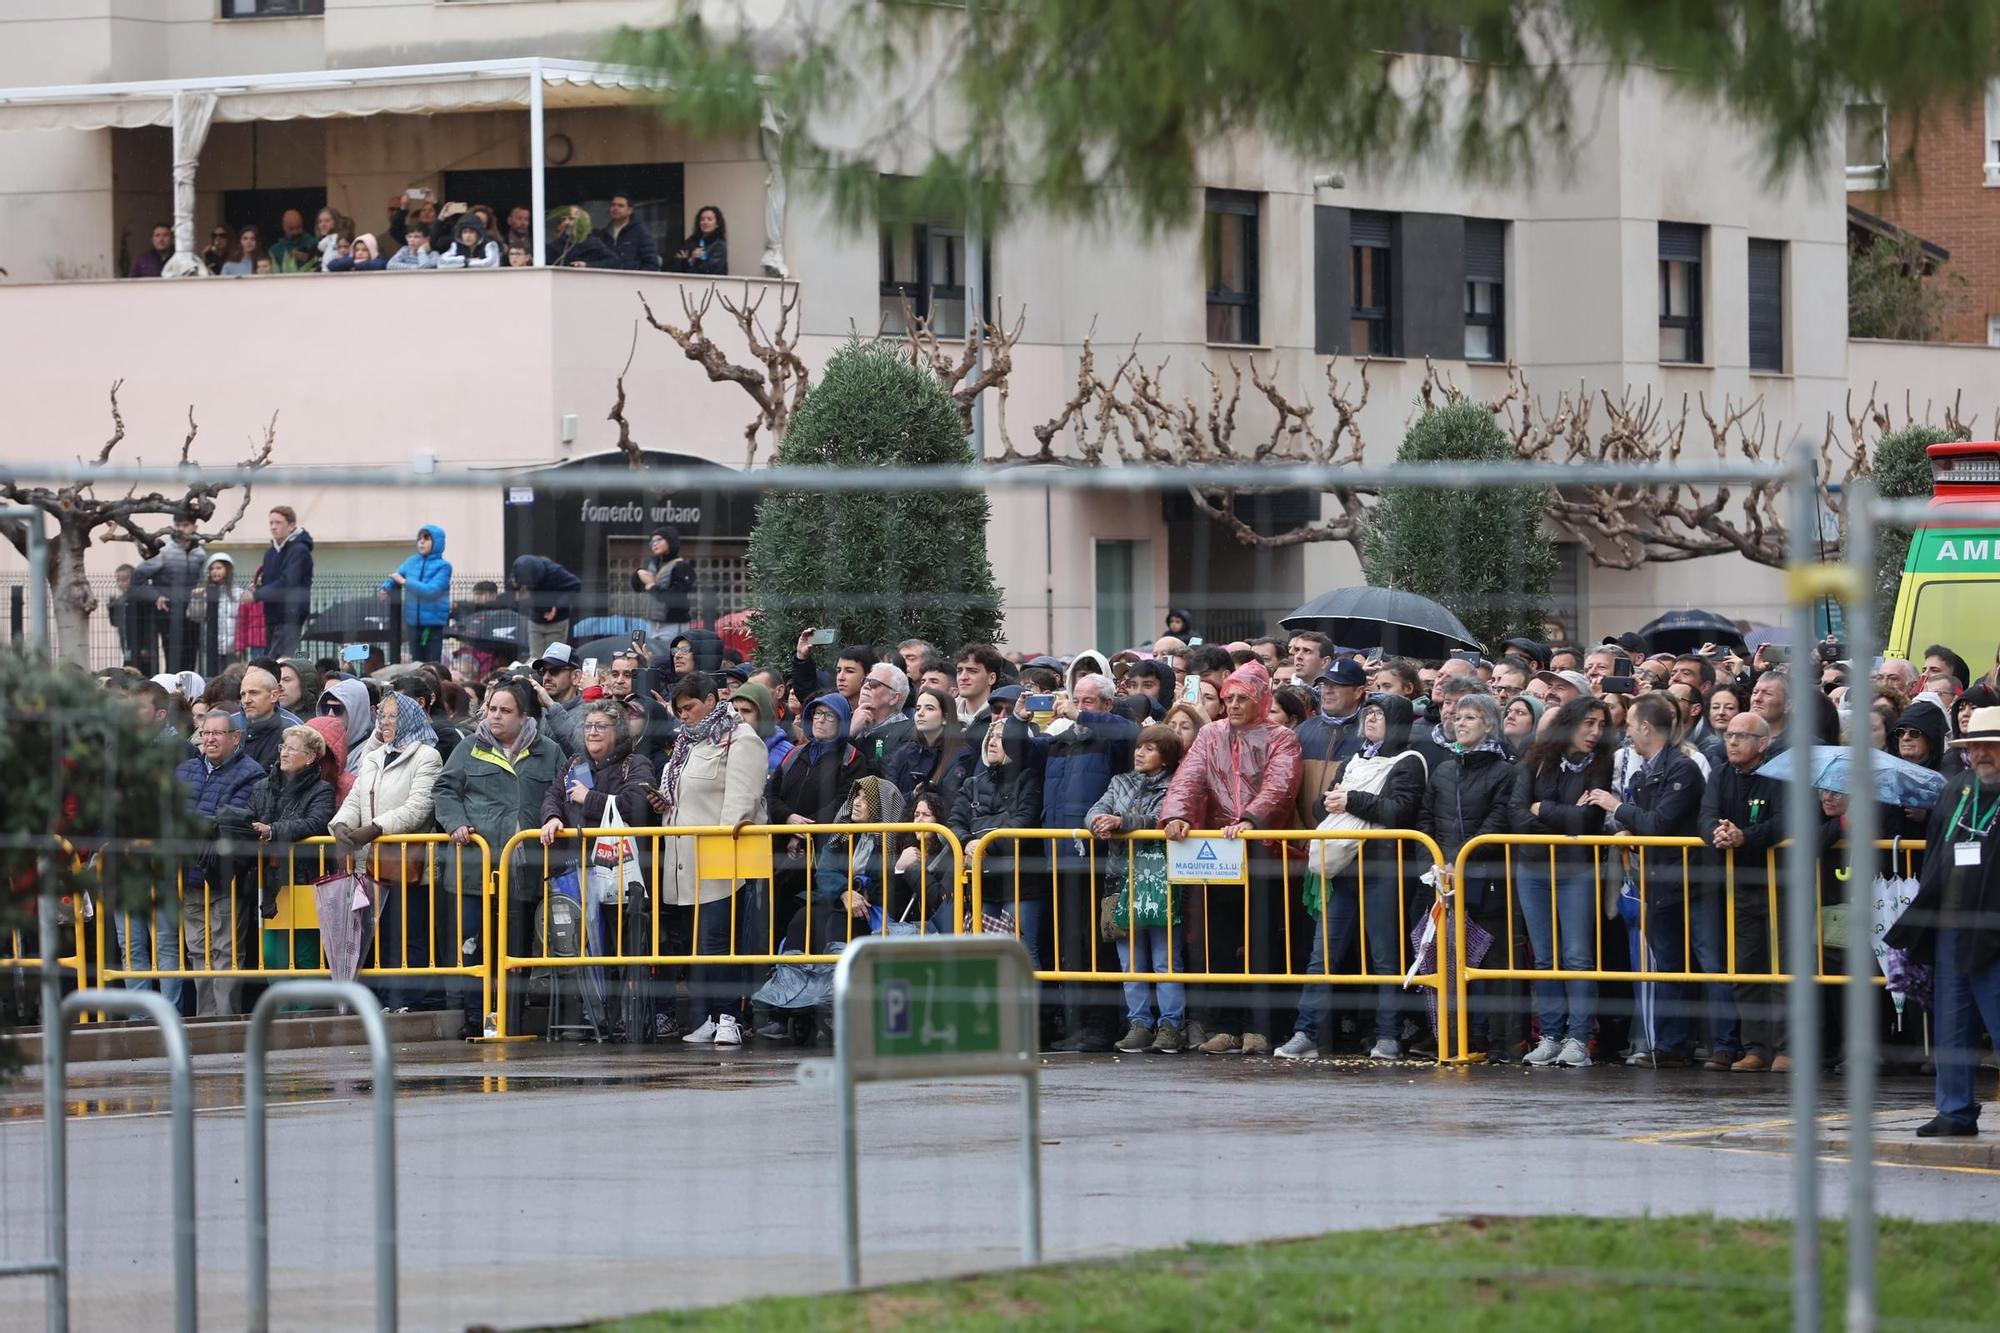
[218,723,336,922]
[948,715,1045,951]
[330,694,442,1010]
[1504,694,1614,1069]
[1089,724,1187,1055]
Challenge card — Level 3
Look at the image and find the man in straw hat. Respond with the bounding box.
[1888,702,2000,1136]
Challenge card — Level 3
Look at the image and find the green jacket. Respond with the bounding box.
[431,732,565,899]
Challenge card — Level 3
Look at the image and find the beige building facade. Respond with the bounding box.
[1,0,1992,661]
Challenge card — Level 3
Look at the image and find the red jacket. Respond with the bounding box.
[1160,718,1302,830]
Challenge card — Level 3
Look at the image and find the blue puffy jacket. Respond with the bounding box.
[174,746,266,885]
[382,524,453,627]
[1038,710,1138,827]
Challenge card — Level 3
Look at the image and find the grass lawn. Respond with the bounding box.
[569,1214,2000,1332]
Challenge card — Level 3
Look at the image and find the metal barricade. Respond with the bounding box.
[491,822,966,1040]
[1447,834,1917,1065]
[244,981,398,1333]
[966,827,1453,1055]
[93,833,495,1021]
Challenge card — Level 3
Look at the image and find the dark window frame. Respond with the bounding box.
[1349,212,1394,356]
[1658,223,1705,364]
[878,219,990,336]
[1747,237,1785,373]
[1463,218,1505,362]
[1204,189,1261,345]
[220,0,323,15]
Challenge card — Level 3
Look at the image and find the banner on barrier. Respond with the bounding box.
[1166,836,1246,884]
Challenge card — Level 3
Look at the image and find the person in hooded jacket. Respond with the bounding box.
[1506,694,1614,1068]
[1159,660,1303,1056]
[1893,699,1952,841]
[633,526,695,637]
[729,680,794,773]
[381,526,453,663]
[767,693,867,922]
[135,519,208,674]
[948,716,1046,943]
[1418,691,1519,1058]
[433,677,563,1025]
[183,552,246,675]
[435,213,501,268]
[318,678,376,775]
[1164,608,1195,640]
[509,554,582,659]
[1275,693,1429,1062]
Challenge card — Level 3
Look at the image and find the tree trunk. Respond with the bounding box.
[50,526,98,667]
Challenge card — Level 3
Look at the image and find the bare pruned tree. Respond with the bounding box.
[639,281,810,467]
[0,381,276,663]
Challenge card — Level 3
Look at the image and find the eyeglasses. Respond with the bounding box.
[536,664,567,677]
[581,721,616,733]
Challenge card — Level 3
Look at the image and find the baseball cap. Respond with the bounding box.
[534,642,577,670]
[1317,659,1368,687]
[1500,637,1551,668]
[1534,668,1592,695]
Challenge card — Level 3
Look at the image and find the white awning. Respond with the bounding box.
[0,57,666,133]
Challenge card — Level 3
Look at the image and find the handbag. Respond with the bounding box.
[365,779,426,888]
[1110,843,1178,931]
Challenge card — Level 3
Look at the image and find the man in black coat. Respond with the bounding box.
[1584,691,1707,1066]
[1885,704,2000,1136]
[1698,713,1784,1071]
[603,193,660,271]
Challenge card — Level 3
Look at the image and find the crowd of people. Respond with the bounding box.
[126,193,730,278]
[80,579,2000,1136]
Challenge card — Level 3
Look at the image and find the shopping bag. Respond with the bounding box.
[587,800,646,906]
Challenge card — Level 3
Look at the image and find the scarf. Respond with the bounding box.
[657,699,738,819]
[1454,737,1508,758]
[474,714,540,763]
[1559,752,1592,774]
[1430,720,1454,749]
[382,693,438,753]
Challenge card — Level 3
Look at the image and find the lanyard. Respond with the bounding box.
[1947,784,2000,840]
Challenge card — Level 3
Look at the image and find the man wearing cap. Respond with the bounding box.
[1534,669,1590,708]
[1293,659,1368,827]
[528,643,587,755]
[1887,703,2000,1136]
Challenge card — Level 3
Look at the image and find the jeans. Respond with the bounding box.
[1013,898,1049,970]
[1515,866,1598,1045]
[115,910,185,1010]
[1292,873,1408,1042]
[1933,930,2000,1127]
[1116,927,1185,1026]
[1643,887,1736,1058]
[375,878,442,1011]
[668,897,745,1024]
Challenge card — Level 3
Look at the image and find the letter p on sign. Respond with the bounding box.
[882,979,911,1037]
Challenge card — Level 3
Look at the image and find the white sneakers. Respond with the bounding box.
[1523,1036,1562,1066]
[683,1015,744,1046]
[1367,1038,1403,1062]
[1273,1032,1319,1061]
[1557,1038,1591,1068]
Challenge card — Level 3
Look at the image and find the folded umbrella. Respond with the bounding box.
[1755,745,1947,810]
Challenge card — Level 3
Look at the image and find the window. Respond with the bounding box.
[1350,211,1394,355]
[1658,223,1704,363]
[1984,81,2000,186]
[221,0,323,14]
[879,220,981,337]
[1845,103,1888,189]
[1747,239,1785,372]
[1464,218,1505,361]
[1204,191,1260,344]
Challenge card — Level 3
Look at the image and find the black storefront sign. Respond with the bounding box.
[502,450,760,620]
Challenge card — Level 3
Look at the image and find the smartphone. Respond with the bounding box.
[1450,649,1484,665]
[1600,675,1638,695]
[1186,636,1204,647]
[1763,644,1790,664]
[1182,676,1201,704]
[339,642,369,663]
[809,628,838,646]
[1026,693,1057,714]
[1610,654,1634,676]
[631,631,646,649]
[582,657,599,676]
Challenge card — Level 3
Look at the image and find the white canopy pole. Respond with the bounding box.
[162,90,217,278]
[529,58,546,267]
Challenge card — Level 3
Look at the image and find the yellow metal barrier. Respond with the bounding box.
[492,822,966,1041]
[94,833,495,1021]
[967,827,1453,1053]
[1447,834,1920,1065]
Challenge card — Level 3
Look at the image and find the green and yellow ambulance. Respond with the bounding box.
[1887,442,2000,673]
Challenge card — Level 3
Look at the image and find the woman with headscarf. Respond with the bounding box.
[330,692,443,1009]
[318,678,375,774]
[1276,693,1429,1063]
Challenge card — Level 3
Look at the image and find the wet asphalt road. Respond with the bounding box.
[0,1040,1992,1332]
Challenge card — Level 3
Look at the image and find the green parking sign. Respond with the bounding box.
[874,957,1003,1058]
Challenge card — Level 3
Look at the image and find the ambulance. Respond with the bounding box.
[1886,441,2000,671]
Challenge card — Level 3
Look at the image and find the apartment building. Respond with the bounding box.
[0,0,1966,660]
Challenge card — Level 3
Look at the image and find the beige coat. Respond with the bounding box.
[333,741,441,837]
[660,721,767,907]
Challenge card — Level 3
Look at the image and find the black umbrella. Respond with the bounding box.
[1279,586,1482,659]
[451,608,530,655]
[571,635,639,668]
[1636,609,1746,656]
[302,595,396,646]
